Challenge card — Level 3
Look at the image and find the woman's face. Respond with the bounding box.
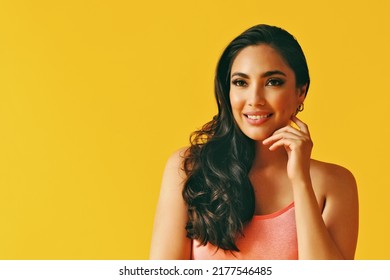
[229,44,306,141]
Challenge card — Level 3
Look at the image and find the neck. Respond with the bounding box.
[251,140,288,171]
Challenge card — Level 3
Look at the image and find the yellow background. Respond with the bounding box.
[0,0,389,259]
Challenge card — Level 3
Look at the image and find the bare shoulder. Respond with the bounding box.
[310,159,357,201]
[163,147,189,186]
[166,147,189,166]
[309,159,359,259]
[310,159,356,183]
[150,146,191,259]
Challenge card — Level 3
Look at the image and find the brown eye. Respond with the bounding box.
[232,79,247,87]
[266,78,284,86]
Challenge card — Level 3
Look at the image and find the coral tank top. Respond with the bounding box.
[191,202,298,260]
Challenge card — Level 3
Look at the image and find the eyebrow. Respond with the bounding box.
[231,70,287,79]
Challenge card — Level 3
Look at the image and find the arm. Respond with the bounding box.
[149,148,191,259]
[291,165,358,259]
[263,116,358,259]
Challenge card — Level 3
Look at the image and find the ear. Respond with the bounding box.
[297,83,308,102]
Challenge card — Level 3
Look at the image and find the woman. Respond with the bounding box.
[150,24,358,259]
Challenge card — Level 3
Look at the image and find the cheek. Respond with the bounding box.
[272,95,297,115]
[229,91,245,110]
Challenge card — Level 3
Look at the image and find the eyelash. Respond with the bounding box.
[266,78,285,86]
[231,78,285,87]
[231,79,247,87]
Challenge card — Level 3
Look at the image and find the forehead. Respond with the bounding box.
[231,44,294,76]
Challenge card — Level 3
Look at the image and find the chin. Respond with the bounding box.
[242,131,271,142]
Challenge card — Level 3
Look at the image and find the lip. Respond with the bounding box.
[244,110,272,116]
[243,111,273,125]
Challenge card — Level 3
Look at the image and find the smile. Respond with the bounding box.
[243,113,273,125]
[245,114,272,120]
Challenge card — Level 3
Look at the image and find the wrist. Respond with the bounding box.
[290,173,312,188]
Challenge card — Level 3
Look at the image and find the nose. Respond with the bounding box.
[248,84,266,107]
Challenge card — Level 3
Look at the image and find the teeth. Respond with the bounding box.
[247,114,270,120]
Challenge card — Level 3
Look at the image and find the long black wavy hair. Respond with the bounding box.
[182,24,310,251]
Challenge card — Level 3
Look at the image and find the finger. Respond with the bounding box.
[268,138,296,151]
[263,131,302,145]
[272,125,303,138]
[290,115,310,135]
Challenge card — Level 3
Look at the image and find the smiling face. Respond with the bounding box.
[229,44,306,141]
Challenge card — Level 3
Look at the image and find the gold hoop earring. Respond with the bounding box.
[297,103,304,112]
